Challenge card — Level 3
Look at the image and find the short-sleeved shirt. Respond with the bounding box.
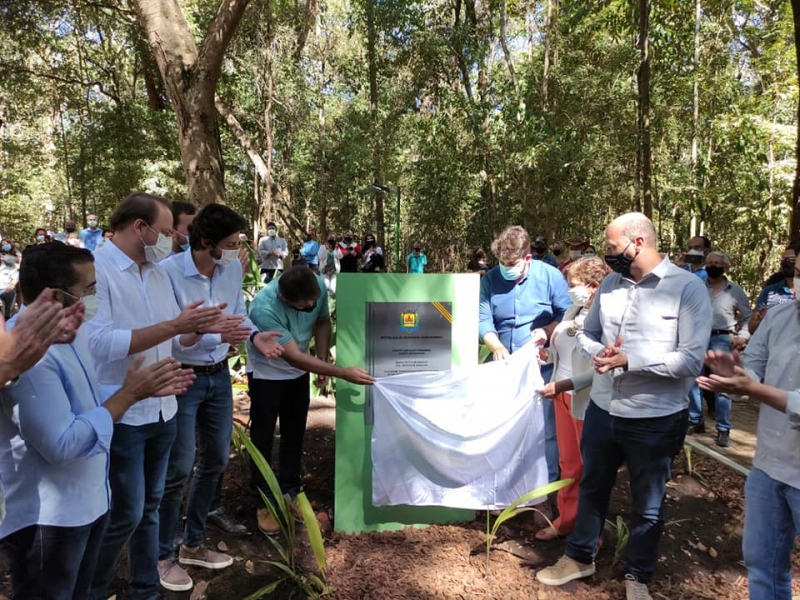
[407,252,427,273]
[79,227,104,252]
[247,276,330,381]
[755,281,795,310]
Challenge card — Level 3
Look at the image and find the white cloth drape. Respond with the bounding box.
[371,343,548,510]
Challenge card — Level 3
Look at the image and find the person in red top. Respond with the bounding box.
[559,236,587,273]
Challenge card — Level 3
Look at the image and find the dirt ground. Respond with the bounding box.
[4,392,800,600]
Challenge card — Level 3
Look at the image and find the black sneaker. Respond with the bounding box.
[206,508,249,536]
[686,422,705,435]
[716,431,731,448]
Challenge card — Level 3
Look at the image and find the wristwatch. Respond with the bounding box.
[2,377,19,389]
[249,331,259,344]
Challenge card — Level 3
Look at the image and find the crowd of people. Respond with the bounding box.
[1,199,799,600]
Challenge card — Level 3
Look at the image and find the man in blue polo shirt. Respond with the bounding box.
[750,244,797,335]
[247,267,374,536]
[79,215,104,252]
[478,225,571,484]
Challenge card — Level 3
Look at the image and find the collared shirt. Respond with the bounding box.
[479,260,571,354]
[680,264,708,281]
[743,301,800,488]
[86,241,181,426]
[258,235,288,271]
[247,276,330,380]
[576,258,712,418]
[79,227,104,252]
[708,278,752,339]
[160,251,256,366]
[0,324,112,537]
[301,239,321,265]
[532,253,558,268]
[755,281,795,310]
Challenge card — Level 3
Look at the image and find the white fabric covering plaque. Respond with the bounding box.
[371,343,547,510]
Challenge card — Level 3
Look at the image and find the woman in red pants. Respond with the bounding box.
[536,257,610,541]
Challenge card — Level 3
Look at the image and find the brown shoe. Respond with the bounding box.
[158,559,193,592]
[257,507,281,536]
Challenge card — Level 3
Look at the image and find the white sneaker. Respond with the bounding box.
[625,574,653,600]
[536,554,596,586]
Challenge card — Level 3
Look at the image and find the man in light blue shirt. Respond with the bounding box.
[86,193,225,600]
[300,228,320,272]
[537,213,712,600]
[479,226,571,485]
[0,242,191,600]
[158,205,283,591]
[79,214,104,252]
[258,221,288,282]
[247,267,374,536]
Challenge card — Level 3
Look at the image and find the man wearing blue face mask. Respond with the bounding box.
[478,226,571,485]
[170,201,197,255]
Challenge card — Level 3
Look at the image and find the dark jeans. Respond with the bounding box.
[249,374,311,498]
[566,401,688,583]
[1,512,109,600]
[89,416,177,600]
[261,268,280,283]
[158,370,233,558]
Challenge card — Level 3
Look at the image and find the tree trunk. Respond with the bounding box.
[689,0,700,232]
[790,0,800,242]
[131,0,251,206]
[365,0,386,250]
[636,0,652,218]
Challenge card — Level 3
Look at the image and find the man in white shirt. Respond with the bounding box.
[157,205,283,591]
[87,193,225,600]
[258,221,288,283]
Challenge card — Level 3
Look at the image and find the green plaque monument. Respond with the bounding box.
[334,273,479,533]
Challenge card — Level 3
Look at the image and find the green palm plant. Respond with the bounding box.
[234,425,332,599]
[484,479,573,575]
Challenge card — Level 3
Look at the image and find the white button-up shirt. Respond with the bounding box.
[86,241,181,426]
[160,250,256,366]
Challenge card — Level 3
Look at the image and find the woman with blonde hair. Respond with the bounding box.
[537,256,610,541]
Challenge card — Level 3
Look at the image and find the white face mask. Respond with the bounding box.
[81,293,100,321]
[583,252,596,258]
[795,277,800,298]
[142,226,173,263]
[267,229,276,238]
[214,248,240,266]
[569,250,582,260]
[567,285,592,307]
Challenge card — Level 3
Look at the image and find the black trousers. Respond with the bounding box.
[248,373,311,498]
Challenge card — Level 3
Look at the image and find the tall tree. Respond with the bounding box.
[131,0,251,206]
[791,0,800,241]
[636,0,653,218]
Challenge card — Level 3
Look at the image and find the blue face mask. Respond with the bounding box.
[180,239,190,252]
[499,259,527,281]
[1,244,10,253]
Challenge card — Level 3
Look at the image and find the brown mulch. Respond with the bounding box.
[4,392,800,599]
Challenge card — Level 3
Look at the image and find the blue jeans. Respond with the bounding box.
[566,401,688,583]
[541,364,560,483]
[688,333,732,432]
[89,416,177,600]
[159,370,233,558]
[1,512,109,600]
[743,468,800,600]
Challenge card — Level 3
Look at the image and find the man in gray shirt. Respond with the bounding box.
[258,221,288,283]
[699,292,800,600]
[537,212,712,600]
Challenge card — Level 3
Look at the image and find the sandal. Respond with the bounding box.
[535,526,563,541]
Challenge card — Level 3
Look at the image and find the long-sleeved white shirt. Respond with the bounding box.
[86,241,182,426]
[160,250,256,365]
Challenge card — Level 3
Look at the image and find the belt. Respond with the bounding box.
[710,329,733,336]
[181,360,228,375]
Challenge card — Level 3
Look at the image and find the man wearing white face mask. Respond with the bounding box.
[0,243,194,600]
[157,205,284,591]
[87,193,228,600]
[478,226,571,485]
[258,221,288,283]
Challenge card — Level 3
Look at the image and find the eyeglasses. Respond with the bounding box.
[59,285,96,301]
[146,224,175,237]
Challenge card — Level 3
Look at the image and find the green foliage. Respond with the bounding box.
[234,425,333,599]
[484,478,573,575]
[607,515,630,567]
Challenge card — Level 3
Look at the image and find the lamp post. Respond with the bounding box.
[372,183,401,271]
